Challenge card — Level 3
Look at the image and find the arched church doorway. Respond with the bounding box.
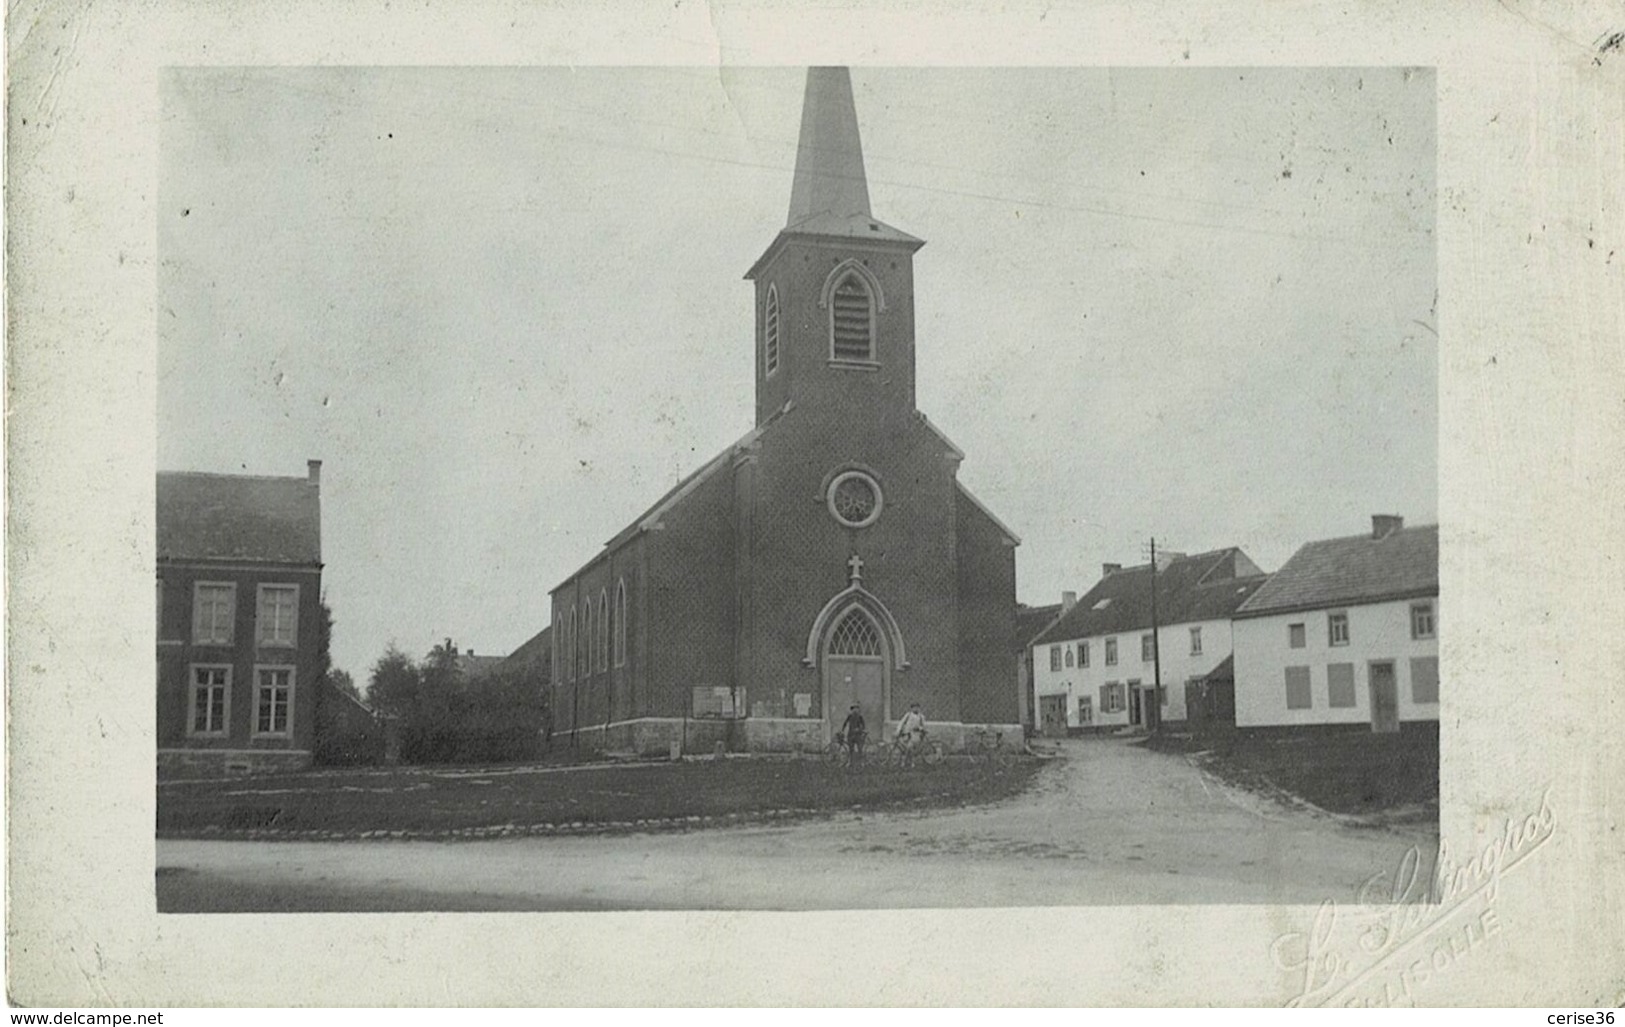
[822,605,890,741]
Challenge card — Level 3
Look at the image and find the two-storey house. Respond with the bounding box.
[1231,517,1438,731]
[1030,548,1269,734]
[156,461,324,775]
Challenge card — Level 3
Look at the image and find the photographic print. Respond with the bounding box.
[153,65,1440,913]
[10,2,1622,1006]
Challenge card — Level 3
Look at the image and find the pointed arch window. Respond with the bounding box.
[581,600,594,679]
[567,607,578,683]
[552,612,561,684]
[764,285,781,377]
[828,607,883,657]
[597,590,609,672]
[829,272,875,363]
[613,579,628,667]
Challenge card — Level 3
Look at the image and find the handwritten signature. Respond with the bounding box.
[1272,788,1556,1007]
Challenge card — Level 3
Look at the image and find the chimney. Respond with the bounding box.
[1102,563,1122,577]
[1372,514,1404,539]
[307,459,322,485]
[1061,591,1078,611]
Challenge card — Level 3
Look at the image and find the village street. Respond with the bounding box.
[156,738,1438,911]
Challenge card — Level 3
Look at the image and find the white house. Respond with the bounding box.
[1029,548,1269,735]
[1231,517,1438,730]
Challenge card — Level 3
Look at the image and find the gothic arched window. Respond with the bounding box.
[828,607,883,657]
[581,600,594,680]
[597,590,609,672]
[764,285,781,377]
[613,579,628,667]
[567,607,577,683]
[829,272,875,363]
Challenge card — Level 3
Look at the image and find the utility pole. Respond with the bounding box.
[1146,536,1163,733]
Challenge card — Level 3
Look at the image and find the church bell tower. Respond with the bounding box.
[745,68,926,427]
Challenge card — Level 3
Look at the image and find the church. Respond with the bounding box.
[548,68,1021,755]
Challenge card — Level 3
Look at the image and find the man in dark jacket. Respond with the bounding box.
[839,704,867,762]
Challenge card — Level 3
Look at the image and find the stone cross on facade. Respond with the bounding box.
[847,553,864,583]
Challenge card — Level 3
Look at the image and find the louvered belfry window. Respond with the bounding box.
[830,274,874,362]
[764,285,781,376]
[828,608,882,657]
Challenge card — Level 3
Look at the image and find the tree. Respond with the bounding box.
[366,644,421,718]
[327,668,361,702]
[313,598,335,687]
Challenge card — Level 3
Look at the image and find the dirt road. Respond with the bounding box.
[156,737,1438,910]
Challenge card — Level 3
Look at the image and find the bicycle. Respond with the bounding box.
[884,731,945,769]
[824,731,868,766]
[968,728,1017,769]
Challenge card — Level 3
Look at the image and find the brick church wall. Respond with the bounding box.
[954,489,1020,726]
[744,408,965,726]
[645,461,738,722]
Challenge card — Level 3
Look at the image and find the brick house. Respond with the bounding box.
[156,461,324,775]
[546,68,1022,755]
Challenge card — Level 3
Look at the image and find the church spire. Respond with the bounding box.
[787,67,872,228]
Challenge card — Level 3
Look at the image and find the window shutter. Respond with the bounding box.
[830,276,873,361]
[1099,684,1109,713]
[1285,666,1312,709]
[1410,656,1439,704]
[764,286,780,375]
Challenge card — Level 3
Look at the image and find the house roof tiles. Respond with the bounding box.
[156,471,321,565]
[1031,548,1268,647]
[1234,524,1438,618]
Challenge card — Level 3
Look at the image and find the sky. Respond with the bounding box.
[158,67,1437,683]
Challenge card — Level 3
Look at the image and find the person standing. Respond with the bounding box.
[840,703,867,762]
[895,702,927,762]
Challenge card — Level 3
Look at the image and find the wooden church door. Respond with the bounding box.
[824,607,888,739]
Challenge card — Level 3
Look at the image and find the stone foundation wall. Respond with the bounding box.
[157,748,313,778]
[559,718,1024,757]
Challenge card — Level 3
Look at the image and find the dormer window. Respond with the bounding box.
[764,285,781,377]
[829,271,875,362]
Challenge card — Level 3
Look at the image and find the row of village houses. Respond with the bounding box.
[153,452,1436,775]
[1022,514,1439,736]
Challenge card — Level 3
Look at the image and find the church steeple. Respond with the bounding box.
[787,68,872,228]
[746,67,925,427]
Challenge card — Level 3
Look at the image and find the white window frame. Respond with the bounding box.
[1077,696,1093,724]
[1049,645,1062,672]
[1105,638,1118,666]
[1328,611,1350,647]
[1288,622,1306,649]
[187,663,232,738]
[1411,602,1435,640]
[1189,626,1203,656]
[1141,633,1155,663]
[1079,642,1089,668]
[255,583,300,648]
[192,581,236,646]
[251,664,296,739]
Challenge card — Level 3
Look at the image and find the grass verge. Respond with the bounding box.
[1142,724,1438,821]
[157,756,1045,840]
